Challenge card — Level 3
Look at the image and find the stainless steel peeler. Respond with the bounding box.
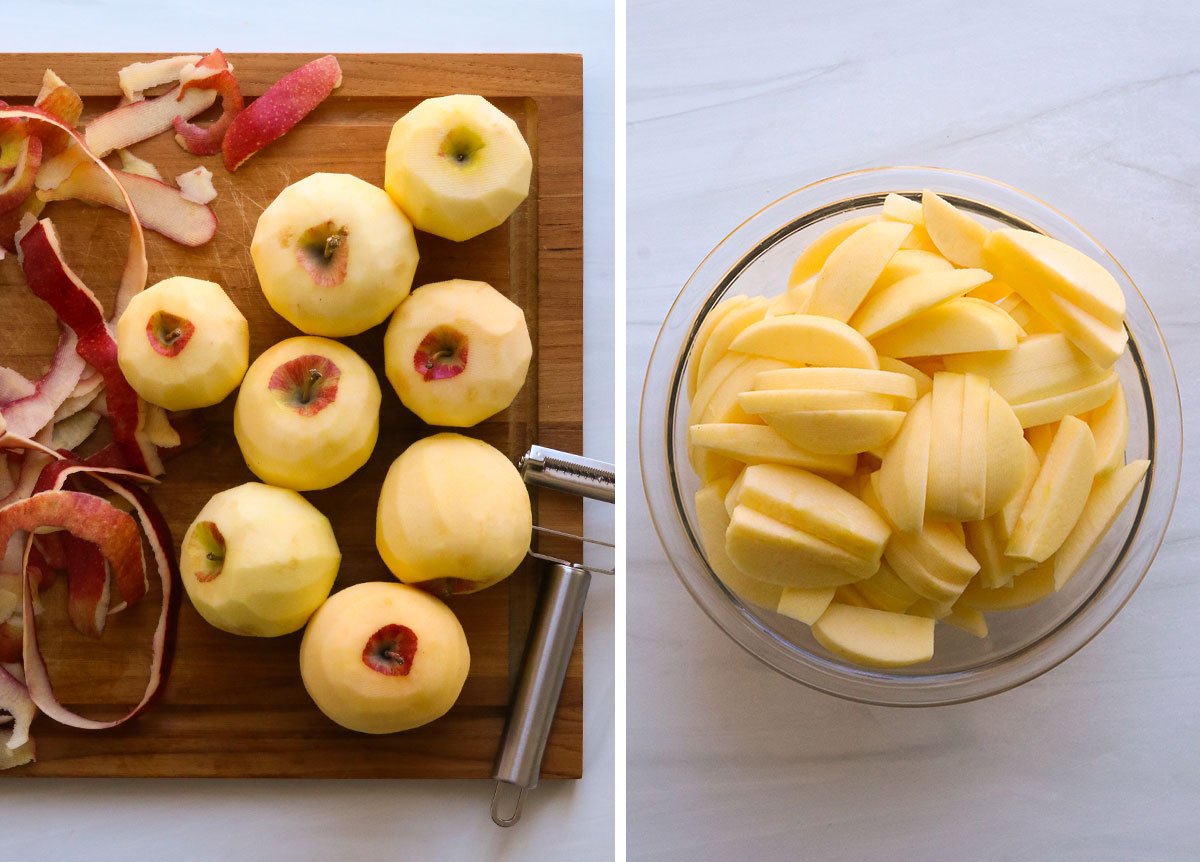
[490,445,615,827]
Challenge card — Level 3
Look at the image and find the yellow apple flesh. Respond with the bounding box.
[384,94,531,242]
[811,603,935,668]
[251,172,419,337]
[180,482,340,637]
[921,190,990,268]
[688,423,857,475]
[300,581,470,733]
[787,215,877,288]
[116,276,248,411]
[234,336,380,491]
[1053,459,1149,589]
[776,586,836,625]
[729,314,879,369]
[807,220,912,321]
[870,297,1021,358]
[1007,415,1096,562]
[694,481,783,608]
[850,268,992,339]
[384,279,531,428]
[376,433,531,596]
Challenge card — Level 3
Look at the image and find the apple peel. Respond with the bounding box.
[38,161,217,248]
[223,55,342,171]
[0,105,148,320]
[61,534,109,638]
[50,408,100,451]
[0,368,36,405]
[0,663,35,753]
[174,69,244,156]
[176,166,217,204]
[18,219,159,475]
[0,134,42,214]
[0,328,86,438]
[116,149,163,181]
[118,54,203,103]
[84,81,219,158]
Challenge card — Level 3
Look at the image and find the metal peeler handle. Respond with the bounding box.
[491,562,591,826]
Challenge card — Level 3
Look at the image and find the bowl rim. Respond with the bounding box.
[639,165,1182,706]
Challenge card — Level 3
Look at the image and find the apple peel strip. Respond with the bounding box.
[0,328,86,438]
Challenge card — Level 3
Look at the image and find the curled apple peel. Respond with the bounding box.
[117,54,203,103]
[173,68,244,156]
[223,55,342,171]
[0,135,42,214]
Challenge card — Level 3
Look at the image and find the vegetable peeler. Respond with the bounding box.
[490,445,615,827]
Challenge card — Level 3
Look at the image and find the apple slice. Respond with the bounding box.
[691,356,788,426]
[881,192,923,225]
[730,314,879,369]
[963,516,1035,590]
[842,559,920,614]
[884,521,980,604]
[943,605,988,638]
[983,389,1028,516]
[740,388,895,414]
[753,367,917,401]
[1007,415,1096,562]
[776,586,836,625]
[762,409,905,456]
[997,292,1055,333]
[1086,382,1128,475]
[872,248,954,293]
[876,393,931,532]
[807,220,912,321]
[984,228,1125,327]
[925,372,964,521]
[899,225,939,253]
[787,215,876,287]
[687,295,750,398]
[695,296,768,386]
[770,277,814,315]
[811,603,935,668]
[958,559,1056,611]
[921,190,990,267]
[1053,459,1150,589]
[694,482,783,608]
[735,464,890,562]
[38,161,217,247]
[871,298,1021,358]
[688,423,857,475]
[967,278,1013,303]
[726,506,874,587]
[956,372,991,522]
[850,268,992,339]
[878,356,932,398]
[1011,373,1118,429]
[943,333,1109,405]
[223,55,342,171]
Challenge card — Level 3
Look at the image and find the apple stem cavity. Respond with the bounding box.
[192,520,225,583]
[146,310,195,357]
[268,354,341,417]
[362,623,418,676]
[296,221,349,287]
[413,326,468,382]
[439,126,485,168]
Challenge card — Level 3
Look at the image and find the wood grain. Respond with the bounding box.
[0,53,583,778]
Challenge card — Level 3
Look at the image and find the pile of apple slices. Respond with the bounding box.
[687,190,1150,669]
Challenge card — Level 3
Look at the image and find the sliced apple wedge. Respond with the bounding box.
[694,482,783,608]
[688,423,857,474]
[899,225,939,253]
[885,521,980,605]
[877,393,932,532]
[958,559,1056,611]
[997,292,1055,333]
[878,356,933,398]
[964,516,1035,590]
[725,506,871,588]
[735,463,890,562]
[787,215,876,288]
[1011,373,1118,429]
[967,278,1013,303]
[762,409,905,456]
[871,298,1021,358]
[922,190,990,267]
[925,372,964,521]
[689,355,787,427]
[687,295,750,399]
[943,333,1109,405]
[1053,459,1149,590]
[872,248,953,293]
[983,389,1028,517]
[753,366,916,401]
[881,192,923,225]
[695,295,768,386]
[843,559,920,614]
[776,586,836,625]
[740,388,895,414]
[807,220,912,321]
[811,603,935,668]
[956,372,991,522]
[850,268,992,340]
[1086,382,1129,475]
[1007,415,1096,562]
[770,277,814,315]
[984,228,1125,327]
[729,314,879,369]
[944,604,988,639]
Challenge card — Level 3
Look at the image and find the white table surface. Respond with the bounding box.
[628,1,1198,859]
[9,3,615,860]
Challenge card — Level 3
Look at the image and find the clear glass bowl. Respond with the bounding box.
[640,167,1181,706]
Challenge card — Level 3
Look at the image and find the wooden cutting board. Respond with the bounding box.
[0,53,583,778]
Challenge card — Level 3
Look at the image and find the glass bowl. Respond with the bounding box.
[640,166,1181,706]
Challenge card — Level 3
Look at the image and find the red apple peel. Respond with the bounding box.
[0,135,42,214]
[222,55,342,171]
[173,68,244,156]
[0,328,86,439]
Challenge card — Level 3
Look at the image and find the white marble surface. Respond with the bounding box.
[8,2,615,860]
[628,1,1198,859]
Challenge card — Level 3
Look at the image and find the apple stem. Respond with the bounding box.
[300,368,322,404]
[164,327,182,344]
[384,648,405,665]
[323,234,342,259]
[205,552,222,563]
